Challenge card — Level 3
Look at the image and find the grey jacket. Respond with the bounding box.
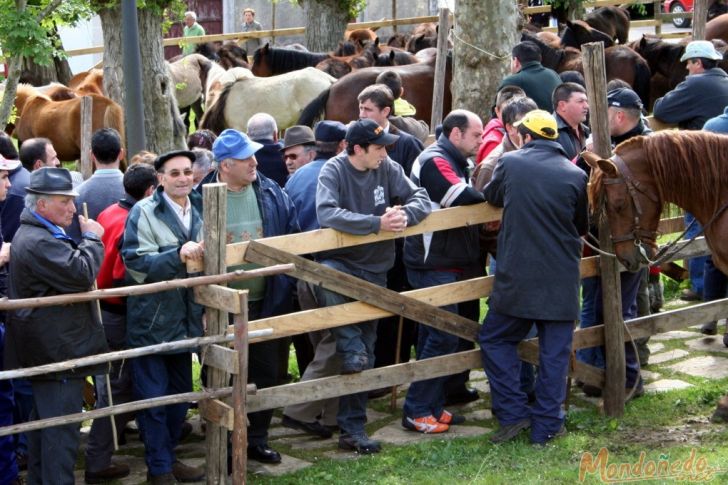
[316,153,431,275]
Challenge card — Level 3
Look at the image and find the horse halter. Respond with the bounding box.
[601,154,660,258]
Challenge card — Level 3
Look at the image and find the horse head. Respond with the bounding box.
[561,20,614,49]
[251,43,271,76]
[583,138,662,272]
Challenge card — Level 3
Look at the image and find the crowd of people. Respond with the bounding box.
[0,34,726,484]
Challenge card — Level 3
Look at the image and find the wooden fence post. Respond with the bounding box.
[231,291,249,484]
[581,42,625,417]
[693,0,708,40]
[653,0,662,37]
[203,183,229,484]
[80,96,93,180]
[430,7,450,133]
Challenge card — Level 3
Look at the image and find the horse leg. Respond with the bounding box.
[191,99,203,131]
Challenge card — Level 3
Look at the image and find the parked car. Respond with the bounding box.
[664,0,693,29]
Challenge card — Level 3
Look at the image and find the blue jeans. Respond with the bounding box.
[0,324,17,485]
[703,257,728,302]
[132,352,192,477]
[315,259,386,436]
[479,310,573,444]
[577,270,644,387]
[685,213,706,297]
[403,269,460,419]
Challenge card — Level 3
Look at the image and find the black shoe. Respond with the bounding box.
[490,418,530,444]
[531,424,566,447]
[282,415,333,439]
[85,461,131,483]
[723,332,728,348]
[247,444,282,464]
[444,388,479,406]
[338,433,381,454]
[626,382,645,401]
[171,460,204,482]
[701,321,718,335]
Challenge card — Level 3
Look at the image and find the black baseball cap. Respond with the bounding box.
[607,88,643,111]
[345,119,399,146]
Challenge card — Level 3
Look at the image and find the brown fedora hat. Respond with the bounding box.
[280,125,316,151]
[26,167,79,197]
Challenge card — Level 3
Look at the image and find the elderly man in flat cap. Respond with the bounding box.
[122,151,205,484]
[5,167,108,484]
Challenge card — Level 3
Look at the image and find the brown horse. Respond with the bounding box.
[707,13,728,44]
[522,31,652,107]
[251,43,331,77]
[584,6,630,45]
[560,20,614,49]
[14,84,125,162]
[298,54,450,126]
[345,28,379,45]
[584,129,728,426]
[68,69,105,96]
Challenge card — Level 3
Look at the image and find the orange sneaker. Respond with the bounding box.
[437,410,465,425]
[402,415,449,433]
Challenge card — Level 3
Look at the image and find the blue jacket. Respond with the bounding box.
[653,68,728,130]
[285,158,327,232]
[122,187,204,349]
[198,170,300,318]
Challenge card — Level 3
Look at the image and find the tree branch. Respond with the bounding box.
[37,0,63,22]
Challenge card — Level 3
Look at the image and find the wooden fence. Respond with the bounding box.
[0,183,721,481]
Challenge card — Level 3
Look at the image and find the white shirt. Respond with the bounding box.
[162,191,192,232]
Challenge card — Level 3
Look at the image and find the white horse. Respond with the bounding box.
[199,67,337,133]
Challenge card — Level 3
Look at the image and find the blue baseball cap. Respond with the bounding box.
[314,120,347,142]
[212,129,263,161]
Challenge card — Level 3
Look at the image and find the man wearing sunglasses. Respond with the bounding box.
[121,150,205,484]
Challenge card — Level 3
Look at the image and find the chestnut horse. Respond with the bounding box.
[298,53,450,126]
[584,130,728,422]
[584,6,630,45]
[14,84,125,162]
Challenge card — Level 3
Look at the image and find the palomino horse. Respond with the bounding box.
[14,84,125,162]
[199,67,336,134]
[298,54,450,126]
[583,130,728,422]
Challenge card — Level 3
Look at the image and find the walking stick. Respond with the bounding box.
[389,316,405,412]
[84,203,119,451]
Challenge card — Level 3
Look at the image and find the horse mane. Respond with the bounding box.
[254,46,330,75]
[636,131,728,213]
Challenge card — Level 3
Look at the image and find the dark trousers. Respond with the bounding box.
[132,352,192,476]
[704,256,728,302]
[0,324,17,485]
[247,301,280,447]
[27,378,85,485]
[479,310,573,444]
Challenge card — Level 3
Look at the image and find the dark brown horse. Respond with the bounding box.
[560,20,614,49]
[584,6,630,45]
[522,31,652,107]
[707,13,728,44]
[251,43,331,76]
[298,54,451,126]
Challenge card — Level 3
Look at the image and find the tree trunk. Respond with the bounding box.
[303,0,349,52]
[18,26,73,86]
[0,55,24,132]
[452,0,518,121]
[97,3,186,155]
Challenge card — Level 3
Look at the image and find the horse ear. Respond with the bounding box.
[580,151,602,170]
[597,158,620,178]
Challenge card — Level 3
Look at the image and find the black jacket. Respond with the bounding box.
[5,209,108,378]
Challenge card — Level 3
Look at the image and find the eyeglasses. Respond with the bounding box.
[162,168,194,178]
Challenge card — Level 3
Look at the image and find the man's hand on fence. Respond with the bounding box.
[180,241,205,262]
[0,242,10,267]
[79,216,105,238]
[380,205,408,233]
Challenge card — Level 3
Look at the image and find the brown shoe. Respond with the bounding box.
[172,460,205,482]
[85,460,131,483]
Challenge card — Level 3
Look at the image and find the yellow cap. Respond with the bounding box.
[513,109,559,140]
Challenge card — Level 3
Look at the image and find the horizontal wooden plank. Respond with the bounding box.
[245,241,482,342]
[518,340,605,388]
[658,216,685,235]
[193,285,243,314]
[187,203,502,272]
[523,5,551,14]
[658,31,692,39]
[247,350,481,413]
[630,19,660,28]
[199,398,234,431]
[202,344,239,375]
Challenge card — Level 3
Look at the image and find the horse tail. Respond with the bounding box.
[199,81,233,134]
[633,59,651,109]
[297,88,330,127]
